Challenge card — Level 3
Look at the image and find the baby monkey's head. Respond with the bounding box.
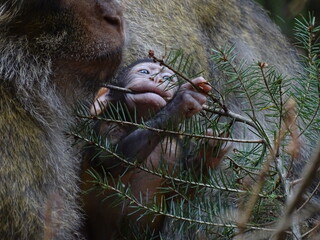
[91,59,179,117]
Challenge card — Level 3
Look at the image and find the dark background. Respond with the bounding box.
[255,0,320,37]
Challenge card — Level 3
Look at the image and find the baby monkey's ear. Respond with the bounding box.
[90,87,111,116]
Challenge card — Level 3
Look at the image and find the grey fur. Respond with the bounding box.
[0,1,123,239]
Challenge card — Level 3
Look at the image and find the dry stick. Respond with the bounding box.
[237,149,278,235]
[275,154,302,240]
[237,99,303,238]
[275,99,302,239]
[272,147,320,240]
[237,125,287,236]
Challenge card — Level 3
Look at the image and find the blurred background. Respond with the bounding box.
[255,0,320,37]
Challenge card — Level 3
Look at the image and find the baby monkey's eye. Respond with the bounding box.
[138,69,150,74]
[163,75,173,81]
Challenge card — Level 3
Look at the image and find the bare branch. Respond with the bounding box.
[272,146,320,240]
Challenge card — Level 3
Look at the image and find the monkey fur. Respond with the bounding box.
[0,0,316,239]
[0,0,124,239]
[83,0,315,239]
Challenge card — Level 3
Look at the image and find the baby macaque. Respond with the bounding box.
[81,59,223,239]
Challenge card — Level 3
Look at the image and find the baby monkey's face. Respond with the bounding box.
[124,62,179,118]
[127,62,178,102]
[90,62,179,117]
[130,62,177,83]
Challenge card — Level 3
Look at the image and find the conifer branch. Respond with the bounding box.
[78,114,264,144]
[102,84,259,131]
[70,131,271,198]
[88,168,276,233]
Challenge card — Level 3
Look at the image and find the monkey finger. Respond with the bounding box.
[90,88,111,115]
[180,93,206,117]
[181,77,210,93]
[205,128,214,136]
[94,87,110,101]
[191,77,207,85]
[185,103,203,118]
[197,82,212,93]
[186,90,207,106]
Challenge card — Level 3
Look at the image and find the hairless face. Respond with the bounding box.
[125,62,179,116]
[129,62,178,84]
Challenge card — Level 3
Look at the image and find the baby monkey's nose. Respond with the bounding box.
[153,75,164,84]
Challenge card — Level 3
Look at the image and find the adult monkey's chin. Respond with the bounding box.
[53,52,123,103]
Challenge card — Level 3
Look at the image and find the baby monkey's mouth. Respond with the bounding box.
[103,83,175,103]
[127,83,174,100]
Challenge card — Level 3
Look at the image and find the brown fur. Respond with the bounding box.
[0,0,124,239]
[82,0,313,239]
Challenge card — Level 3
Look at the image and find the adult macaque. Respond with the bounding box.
[81,59,224,239]
[0,0,124,239]
[118,0,317,238]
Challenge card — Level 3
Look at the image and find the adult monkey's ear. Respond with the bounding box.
[90,87,111,116]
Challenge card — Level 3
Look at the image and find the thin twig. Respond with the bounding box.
[272,146,320,240]
[104,84,135,94]
[204,108,257,129]
[259,63,281,114]
[297,180,320,211]
[227,156,260,176]
[79,114,264,144]
[148,50,206,93]
[275,155,302,240]
[214,49,257,120]
[237,121,288,236]
[301,222,320,239]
